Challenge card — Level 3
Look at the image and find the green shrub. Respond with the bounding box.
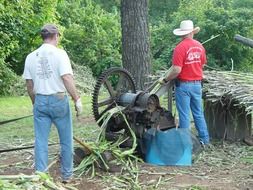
[0,59,18,96]
[72,62,96,95]
[58,0,121,76]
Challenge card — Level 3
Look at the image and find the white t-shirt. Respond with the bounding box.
[23,43,73,95]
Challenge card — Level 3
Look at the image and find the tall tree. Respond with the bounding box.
[121,0,151,90]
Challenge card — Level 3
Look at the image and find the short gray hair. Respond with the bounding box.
[40,24,60,40]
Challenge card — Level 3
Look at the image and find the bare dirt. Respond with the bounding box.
[0,118,253,190]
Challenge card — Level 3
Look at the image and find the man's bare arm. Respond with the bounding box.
[165,65,182,81]
[26,79,35,104]
[62,74,79,102]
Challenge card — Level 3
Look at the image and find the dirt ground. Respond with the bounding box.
[0,118,253,190]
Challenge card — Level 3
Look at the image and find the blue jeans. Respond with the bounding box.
[175,81,209,144]
[33,94,73,180]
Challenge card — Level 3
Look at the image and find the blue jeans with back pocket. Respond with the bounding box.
[175,81,209,144]
[33,94,73,180]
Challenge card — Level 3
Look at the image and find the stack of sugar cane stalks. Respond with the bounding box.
[0,171,77,190]
[74,105,143,189]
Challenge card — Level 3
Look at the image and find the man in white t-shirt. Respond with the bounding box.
[23,24,82,183]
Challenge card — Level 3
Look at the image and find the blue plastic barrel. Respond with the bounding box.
[144,128,192,166]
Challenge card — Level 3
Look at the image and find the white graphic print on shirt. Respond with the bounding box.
[37,55,53,79]
[185,47,202,65]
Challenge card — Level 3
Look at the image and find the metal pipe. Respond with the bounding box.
[0,115,33,126]
[234,34,253,48]
[0,143,58,153]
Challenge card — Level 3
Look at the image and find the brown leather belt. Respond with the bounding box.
[179,80,202,83]
[36,92,66,96]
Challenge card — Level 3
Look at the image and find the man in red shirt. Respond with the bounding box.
[161,20,209,145]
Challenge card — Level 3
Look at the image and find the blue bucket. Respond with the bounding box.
[144,128,192,166]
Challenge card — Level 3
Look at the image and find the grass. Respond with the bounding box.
[0,95,99,147]
[1,95,253,189]
[0,94,178,148]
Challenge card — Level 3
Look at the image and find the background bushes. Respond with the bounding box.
[0,0,252,96]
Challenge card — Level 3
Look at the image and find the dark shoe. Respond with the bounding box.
[200,141,213,150]
[62,178,74,184]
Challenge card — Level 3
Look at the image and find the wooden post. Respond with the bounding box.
[167,88,172,112]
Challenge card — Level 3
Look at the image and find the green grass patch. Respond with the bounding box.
[0,96,99,147]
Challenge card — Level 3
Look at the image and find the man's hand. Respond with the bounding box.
[158,77,168,84]
[75,97,83,117]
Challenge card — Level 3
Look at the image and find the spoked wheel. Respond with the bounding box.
[92,67,136,128]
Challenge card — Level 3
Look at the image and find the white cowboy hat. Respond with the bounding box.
[173,20,200,36]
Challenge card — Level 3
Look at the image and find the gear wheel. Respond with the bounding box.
[92,67,136,126]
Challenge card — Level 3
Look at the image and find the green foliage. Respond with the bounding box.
[93,0,120,13]
[150,22,175,71]
[72,62,96,95]
[0,1,21,95]
[149,0,179,24]
[0,0,59,95]
[1,0,253,96]
[0,60,17,95]
[57,0,121,76]
[1,0,58,74]
[150,0,253,72]
[7,76,27,96]
[233,0,253,8]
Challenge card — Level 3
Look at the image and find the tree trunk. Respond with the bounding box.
[121,0,151,90]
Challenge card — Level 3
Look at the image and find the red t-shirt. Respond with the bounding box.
[172,38,206,81]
